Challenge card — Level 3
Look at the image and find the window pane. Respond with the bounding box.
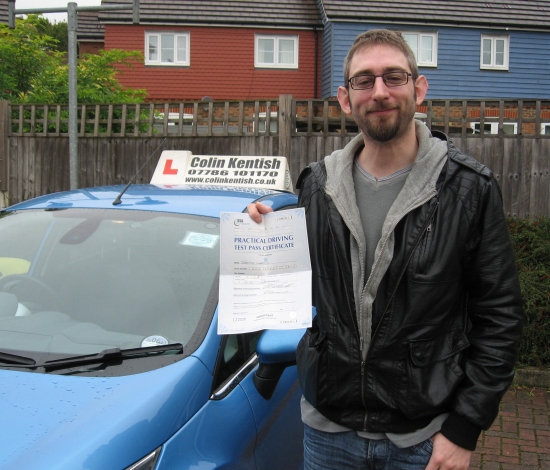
[161,34,174,63]
[474,123,494,134]
[0,209,220,355]
[258,38,274,64]
[278,39,295,64]
[177,35,187,62]
[403,33,418,58]
[495,39,505,66]
[148,35,158,61]
[545,126,550,135]
[482,38,492,65]
[502,123,516,135]
[420,36,433,63]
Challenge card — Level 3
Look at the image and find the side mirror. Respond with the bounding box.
[253,328,305,400]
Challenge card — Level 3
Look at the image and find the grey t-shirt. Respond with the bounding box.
[301,158,448,448]
[353,160,411,279]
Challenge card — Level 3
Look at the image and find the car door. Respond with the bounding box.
[212,332,303,470]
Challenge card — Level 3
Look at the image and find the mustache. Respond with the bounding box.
[365,104,399,113]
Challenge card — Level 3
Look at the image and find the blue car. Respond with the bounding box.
[0,157,305,470]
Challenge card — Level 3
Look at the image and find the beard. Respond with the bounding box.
[351,93,417,143]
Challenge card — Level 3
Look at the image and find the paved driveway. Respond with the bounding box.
[471,386,550,469]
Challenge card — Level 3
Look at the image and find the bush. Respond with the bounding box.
[507,217,550,367]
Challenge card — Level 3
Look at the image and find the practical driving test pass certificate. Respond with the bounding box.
[218,208,312,334]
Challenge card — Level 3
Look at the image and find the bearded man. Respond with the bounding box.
[249,29,523,470]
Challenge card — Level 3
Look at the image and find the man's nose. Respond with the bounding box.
[371,76,390,98]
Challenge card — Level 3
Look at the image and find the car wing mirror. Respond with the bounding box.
[253,307,316,400]
[253,326,307,400]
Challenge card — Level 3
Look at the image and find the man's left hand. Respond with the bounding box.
[425,432,472,470]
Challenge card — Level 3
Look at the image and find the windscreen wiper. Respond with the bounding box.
[0,343,183,371]
[0,351,37,366]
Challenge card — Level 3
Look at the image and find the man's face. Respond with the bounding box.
[338,45,427,143]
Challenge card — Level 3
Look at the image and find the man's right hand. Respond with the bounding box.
[246,202,273,224]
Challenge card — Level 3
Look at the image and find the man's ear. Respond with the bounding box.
[337,86,352,115]
[414,75,428,105]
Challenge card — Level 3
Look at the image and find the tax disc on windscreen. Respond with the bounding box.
[141,335,169,347]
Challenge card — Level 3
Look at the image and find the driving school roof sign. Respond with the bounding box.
[151,151,293,192]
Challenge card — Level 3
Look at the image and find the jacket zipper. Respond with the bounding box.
[360,194,439,431]
[316,163,362,346]
[368,197,439,346]
[326,213,368,428]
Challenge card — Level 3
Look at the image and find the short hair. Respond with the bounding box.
[343,29,419,87]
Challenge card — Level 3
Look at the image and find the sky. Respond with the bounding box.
[14,0,102,23]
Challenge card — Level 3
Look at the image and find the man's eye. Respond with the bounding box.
[356,77,373,86]
[385,74,404,83]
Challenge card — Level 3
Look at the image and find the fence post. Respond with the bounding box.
[278,94,295,172]
[0,100,8,207]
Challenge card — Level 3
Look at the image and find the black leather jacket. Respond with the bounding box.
[295,133,524,450]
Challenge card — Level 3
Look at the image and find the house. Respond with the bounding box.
[319,0,550,101]
[92,0,550,102]
[96,0,323,101]
[81,1,550,134]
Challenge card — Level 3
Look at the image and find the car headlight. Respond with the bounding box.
[124,447,162,470]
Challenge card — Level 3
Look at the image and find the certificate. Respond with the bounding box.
[218,208,312,334]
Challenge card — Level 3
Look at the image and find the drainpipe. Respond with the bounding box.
[314,27,319,99]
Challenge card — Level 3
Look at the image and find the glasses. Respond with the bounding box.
[348,72,414,90]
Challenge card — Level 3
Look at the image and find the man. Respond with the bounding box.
[248,30,523,469]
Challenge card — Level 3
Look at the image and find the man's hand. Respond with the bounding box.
[425,433,472,470]
[246,202,273,224]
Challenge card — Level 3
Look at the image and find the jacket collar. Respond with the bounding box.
[323,121,448,250]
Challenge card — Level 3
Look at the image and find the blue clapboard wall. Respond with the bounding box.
[322,22,550,100]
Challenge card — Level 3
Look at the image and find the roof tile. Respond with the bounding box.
[320,0,550,30]
[99,0,323,28]
[0,0,8,25]
[77,10,105,40]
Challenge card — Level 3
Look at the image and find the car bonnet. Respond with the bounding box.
[0,355,211,470]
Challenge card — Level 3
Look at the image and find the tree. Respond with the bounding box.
[33,15,68,53]
[0,15,147,103]
[0,17,56,100]
[18,49,147,104]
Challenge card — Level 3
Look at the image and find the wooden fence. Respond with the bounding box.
[2,96,550,218]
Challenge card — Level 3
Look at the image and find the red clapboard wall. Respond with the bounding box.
[105,24,322,101]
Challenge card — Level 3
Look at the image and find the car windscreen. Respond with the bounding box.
[0,208,219,365]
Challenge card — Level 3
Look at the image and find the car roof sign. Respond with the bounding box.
[150,151,293,192]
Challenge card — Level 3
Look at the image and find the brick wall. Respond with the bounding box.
[79,42,104,56]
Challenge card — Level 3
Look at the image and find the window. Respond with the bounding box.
[253,111,278,133]
[146,32,190,66]
[480,34,509,70]
[542,124,550,135]
[255,35,298,68]
[472,122,517,135]
[0,209,221,357]
[402,32,437,67]
[211,331,263,397]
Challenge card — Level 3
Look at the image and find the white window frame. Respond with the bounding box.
[480,34,509,71]
[254,34,299,69]
[471,122,517,135]
[401,31,438,67]
[541,124,550,135]
[253,111,279,133]
[145,32,190,66]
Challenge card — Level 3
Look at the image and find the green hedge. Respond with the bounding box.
[507,217,550,367]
